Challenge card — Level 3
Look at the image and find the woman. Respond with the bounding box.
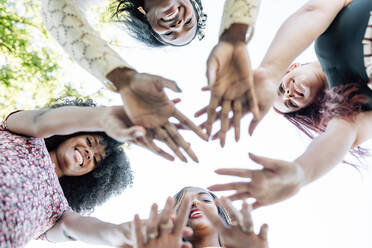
[134,186,269,248]
[40,0,262,160]
[206,0,372,208]
[0,98,143,247]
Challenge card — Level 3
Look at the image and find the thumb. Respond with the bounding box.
[160,78,182,93]
[206,57,218,87]
[248,118,260,136]
[248,153,278,170]
[258,224,269,240]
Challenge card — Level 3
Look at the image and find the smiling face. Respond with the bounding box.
[176,187,219,231]
[274,63,327,113]
[144,0,198,46]
[54,135,107,177]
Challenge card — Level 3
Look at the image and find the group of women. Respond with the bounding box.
[1,0,372,247]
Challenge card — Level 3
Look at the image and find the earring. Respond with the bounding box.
[137,6,146,15]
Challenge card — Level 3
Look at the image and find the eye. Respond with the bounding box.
[185,18,192,26]
[278,83,285,95]
[288,100,298,108]
[164,31,173,36]
[86,137,92,147]
[201,198,213,203]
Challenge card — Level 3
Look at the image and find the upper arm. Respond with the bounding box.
[351,110,372,147]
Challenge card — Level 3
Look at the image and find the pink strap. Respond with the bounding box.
[0,110,23,131]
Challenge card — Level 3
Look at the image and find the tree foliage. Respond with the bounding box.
[0,0,84,119]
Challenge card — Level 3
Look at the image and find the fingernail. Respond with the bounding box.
[134,131,144,137]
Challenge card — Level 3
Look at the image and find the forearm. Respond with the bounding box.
[47,212,129,246]
[6,106,107,138]
[259,0,345,84]
[295,119,357,186]
[41,0,134,91]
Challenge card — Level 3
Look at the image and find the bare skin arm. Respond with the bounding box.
[46,211,132,247]
[5,106,145,141]
[209,110,372,208]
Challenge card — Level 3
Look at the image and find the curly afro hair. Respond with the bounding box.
[44,98,133,213]
[112,0,204,47]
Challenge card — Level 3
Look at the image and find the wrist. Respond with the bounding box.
[106,67,137,91]
[220,23,249,44]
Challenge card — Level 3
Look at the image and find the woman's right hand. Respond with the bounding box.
[107,68,208,163]
[132,196,192,248]
[199,197,269,248]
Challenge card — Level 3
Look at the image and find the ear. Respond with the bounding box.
[137,6,147,15]
[286,62,301,74]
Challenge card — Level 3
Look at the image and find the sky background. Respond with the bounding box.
[28,0,372,247]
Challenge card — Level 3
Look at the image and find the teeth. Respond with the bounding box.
[190,211,202,217]
[75,150,83,166]
[163,8,178,21]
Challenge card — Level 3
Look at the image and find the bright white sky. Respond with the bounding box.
[28,0,372,247]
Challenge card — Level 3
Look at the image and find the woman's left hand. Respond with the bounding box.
[132,196,192,248]
[199,197,269,248]
[208,153,304,208]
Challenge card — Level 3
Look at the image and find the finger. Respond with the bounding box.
[219,196,242,225]
[198,200,227,232]
[228,192,252,201]
[201,110,222,130]
[208,182,250,192]
[233,100,242,142]
[173,110,208,141]
[134,214,145,248]
[253,201,262,210]
[259,224,269,240]
[214,168,255,178]
[172,123,189,130]
[182,226,193,238]
[161,78,182,93]
[241,201,254,232]
[159,197,174,230]
[206,95,220,137]
[248,118,260,136]
[144,136,175,161]
[155,127,187,162]
[249,153,278,170]
[206,57,218,87]
[173,195,191,235]
[194,106,207,118]
[211,119,233,140]
[146,203,159,240]
[201,86,210,91]
[220,100,232,148]
[245,84,260,120]
[164,123,199,163]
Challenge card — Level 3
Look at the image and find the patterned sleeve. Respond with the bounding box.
[41,0,134,92]
[219,0,262,42]
[363,12,372,80]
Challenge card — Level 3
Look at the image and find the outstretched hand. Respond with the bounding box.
[199,196,269,248]
[108,68,208,163]
[205,41,259,147]
[132,196,192,248]
[208,153,304,209]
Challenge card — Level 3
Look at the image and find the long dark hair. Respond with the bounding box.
[278,84,371,165]
[112,0,204,47]
[44,98,133,213]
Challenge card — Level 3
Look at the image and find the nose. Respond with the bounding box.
[169,18,183,30]
[85,149,93,161]
[191,200,200,208]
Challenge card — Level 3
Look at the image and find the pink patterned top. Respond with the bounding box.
[0,112,70,247]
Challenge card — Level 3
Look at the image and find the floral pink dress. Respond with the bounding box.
[0,112,70,247]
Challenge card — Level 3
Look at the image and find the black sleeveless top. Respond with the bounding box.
[315,0,372,110]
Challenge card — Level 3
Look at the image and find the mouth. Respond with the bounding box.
[189,208,203,219]
[161,6,180,21]
[74,148,84,167]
